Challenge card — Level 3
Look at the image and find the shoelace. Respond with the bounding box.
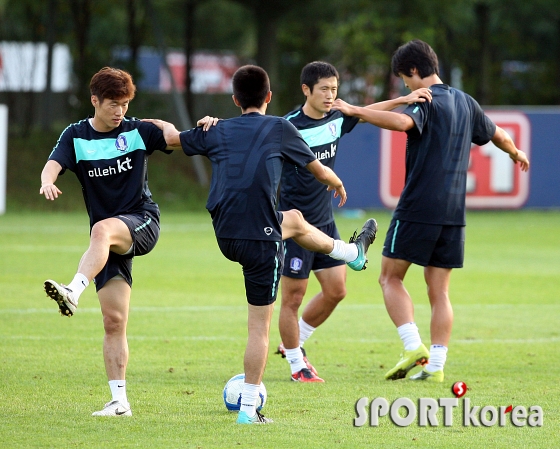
[255,410,269,422]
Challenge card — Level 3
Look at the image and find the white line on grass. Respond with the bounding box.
[2,303,558,314]
[2,245,85,252]
[2,334,559,344]
[0,223,212,234]
[2,334,239,341]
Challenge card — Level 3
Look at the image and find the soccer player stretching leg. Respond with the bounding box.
[333,40,529,382]
[40,67,182,415]
[277,61,432,382]
[144,65,375,423]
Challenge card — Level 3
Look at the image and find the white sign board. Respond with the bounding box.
[0,41,71,92]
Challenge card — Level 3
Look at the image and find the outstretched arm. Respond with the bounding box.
[491,126,530,171]
[363,88,432,112]
[306,160,347,207]
[332,99,415,132]
[40,160,63,200]
[142,119,182,148]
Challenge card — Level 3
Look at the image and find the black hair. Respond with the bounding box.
[300,61,339,92]
[391,39,439,78]
[232,65,270,110]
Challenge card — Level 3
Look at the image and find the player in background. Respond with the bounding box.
[144,65,376,424]
[40,67,183,416]
[332,40,529,382]
[276,61,433,382]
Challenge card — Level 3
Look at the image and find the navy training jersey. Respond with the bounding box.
[278,108,359,226]
[395,84,496,226]
[48,117,169,227]
[179,112,317,241]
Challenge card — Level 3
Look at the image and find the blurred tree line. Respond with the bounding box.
[0,0,558,211]
[0,0,559,131]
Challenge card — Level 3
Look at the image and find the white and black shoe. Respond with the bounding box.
[92,400,132,417]
[44,280,77,316]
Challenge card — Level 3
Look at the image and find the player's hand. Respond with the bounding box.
[402,88,432,104]
[511,149,530,171]
[196,116,220,131]
[141,118,165,130]
[328,184,347,207]
[40,183,62,201]
[331,99,354,116]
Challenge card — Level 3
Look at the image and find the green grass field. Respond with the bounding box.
[0,210,558,448]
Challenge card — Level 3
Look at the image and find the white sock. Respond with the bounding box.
[67,273,89,302]
[285,347,307,374]
[298,318,315,347]
[425,345,448,372]
[397,322,422,351]
[328,239,358,263]
[109,380,128,404]
[239,383,259,417]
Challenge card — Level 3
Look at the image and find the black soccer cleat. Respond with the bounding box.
[347,218,378,271]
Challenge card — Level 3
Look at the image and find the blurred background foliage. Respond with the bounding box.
[0,0,559,210]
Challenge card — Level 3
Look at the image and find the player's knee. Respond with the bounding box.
[102,311,127,335]
[289,209,306,232]
[281,291,305,310]
[90,220,112,243]
[332,286,347,302]
[378,272,390,290]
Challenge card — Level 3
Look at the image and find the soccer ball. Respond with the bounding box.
[222,373,267,412]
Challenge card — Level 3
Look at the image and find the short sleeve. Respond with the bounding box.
[49,127,76,173]
[469,97,496,146]
[139,121,171,155]
[341,114,360,136]
[403,102,428,136]
[180,127,209,156]
[280,119,317,167]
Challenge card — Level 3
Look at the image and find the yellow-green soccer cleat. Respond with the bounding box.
[384,344,429,380]
[409,368,444,382]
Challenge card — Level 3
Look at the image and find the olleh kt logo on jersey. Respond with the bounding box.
[88,157,133,178]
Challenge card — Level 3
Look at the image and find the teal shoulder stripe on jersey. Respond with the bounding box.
[298,117,344,148]
[285,110,301,121]
[74,129,146,162]
[50,119,87,158]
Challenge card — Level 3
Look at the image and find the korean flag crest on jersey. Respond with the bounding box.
[328,122,337,137]
[115,134,128,152]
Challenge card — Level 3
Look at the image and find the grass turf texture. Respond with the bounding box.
[0,210,558,448]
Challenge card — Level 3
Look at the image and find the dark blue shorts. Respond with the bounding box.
[217,238,284,306]
[282,221,344,279]
[94,211,160,291]
[382,219,465,268]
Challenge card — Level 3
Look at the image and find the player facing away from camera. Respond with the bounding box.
[277,61,433,382]
[332,40,529,382]
[143,65,376,424]
[40,67,182,416]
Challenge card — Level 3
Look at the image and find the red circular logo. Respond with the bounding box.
[452,381,467,398]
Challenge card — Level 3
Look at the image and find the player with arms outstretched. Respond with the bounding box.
[277,61,432,382]
[333,40,529,382]
[144,65,376,423]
